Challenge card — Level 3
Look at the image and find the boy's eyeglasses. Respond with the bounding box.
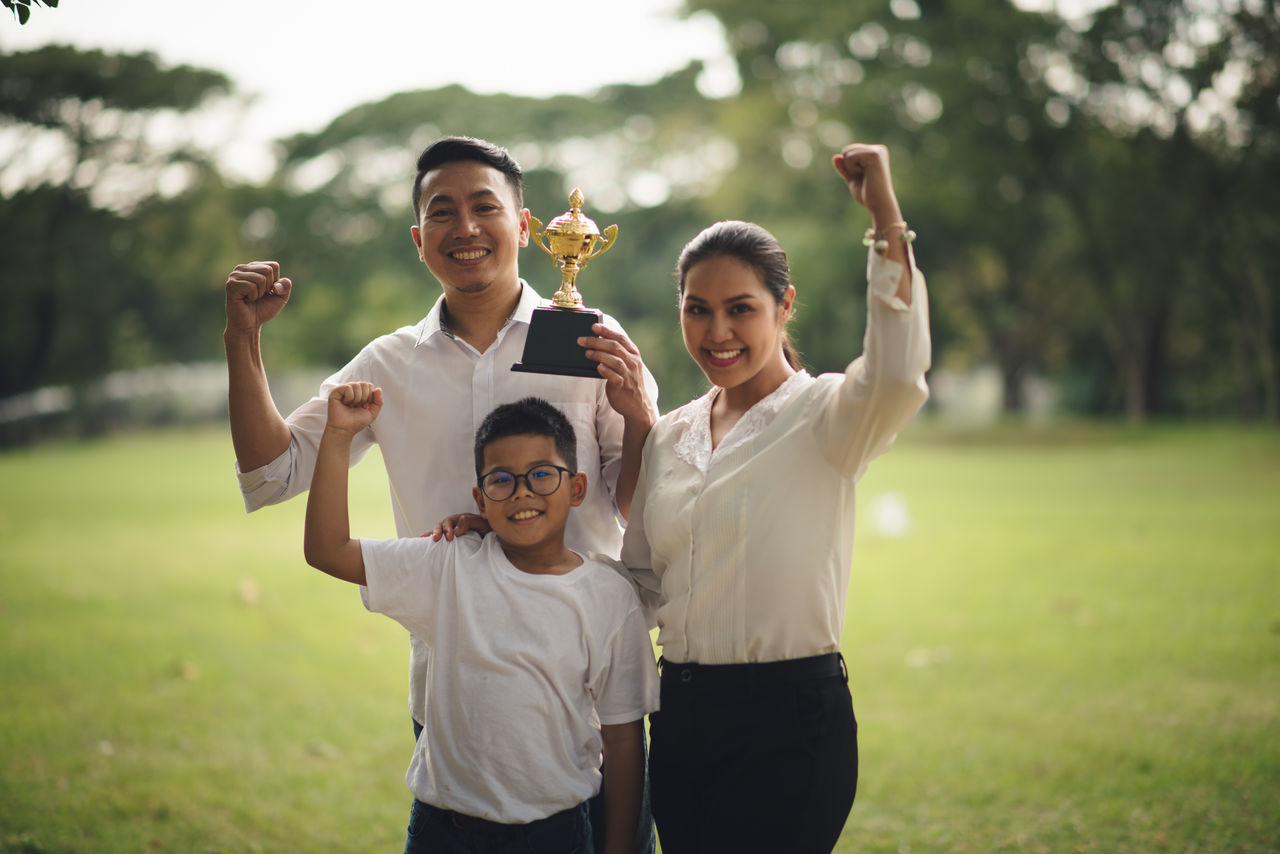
[478,464,573,501]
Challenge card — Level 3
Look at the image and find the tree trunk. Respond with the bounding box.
[1123,355,1146,424]
[1247,269,1278,426]
[1141,304,1170,417]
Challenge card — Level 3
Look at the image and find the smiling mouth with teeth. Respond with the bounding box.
[451,249,489,261]
[709,349,743,360]
[511,509,542,521]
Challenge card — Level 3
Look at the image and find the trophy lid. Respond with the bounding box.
[544,188,601,239]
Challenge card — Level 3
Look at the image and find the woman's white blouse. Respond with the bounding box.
[621,250,931,665]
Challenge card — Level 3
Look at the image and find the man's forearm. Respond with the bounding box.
[612,414,654,522]
[225,328,293,471]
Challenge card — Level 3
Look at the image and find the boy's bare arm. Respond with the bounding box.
[613,415,653,522]
[599,719,644,854]
[303,383,382,584]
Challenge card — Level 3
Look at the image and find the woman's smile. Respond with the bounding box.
[705,347,745,367]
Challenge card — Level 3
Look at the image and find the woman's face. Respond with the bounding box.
[680,255,794,394]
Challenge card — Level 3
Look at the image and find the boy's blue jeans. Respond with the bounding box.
[404,799,591,854]
[410,718,656,854]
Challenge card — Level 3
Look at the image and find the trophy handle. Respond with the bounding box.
[591,224,619,259]
[528,214,554,258]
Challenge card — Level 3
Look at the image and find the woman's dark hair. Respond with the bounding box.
[474,397,578,478]
[676,220,802,369]
[412,136,524,221]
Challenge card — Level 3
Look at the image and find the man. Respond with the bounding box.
[223,136,658,852]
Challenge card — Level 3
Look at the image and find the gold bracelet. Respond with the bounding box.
[862,222,917,254]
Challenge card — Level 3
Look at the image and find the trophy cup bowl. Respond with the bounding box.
[511,188,618,378]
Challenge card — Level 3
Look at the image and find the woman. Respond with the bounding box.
[616,143,931,853]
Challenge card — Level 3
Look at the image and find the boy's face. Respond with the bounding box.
[410,159,530,300]
[472,434,586,551]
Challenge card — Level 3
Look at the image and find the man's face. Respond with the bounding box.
[411,160,529,298]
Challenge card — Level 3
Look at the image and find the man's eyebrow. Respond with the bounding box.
[426,188,501,208]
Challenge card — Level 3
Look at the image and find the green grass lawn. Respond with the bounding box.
[1,423,1277,853]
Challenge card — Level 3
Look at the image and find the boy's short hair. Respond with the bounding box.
[412,136,524,221]
[474,398,578,477]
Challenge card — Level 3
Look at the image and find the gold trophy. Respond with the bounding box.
[511,188,618,377]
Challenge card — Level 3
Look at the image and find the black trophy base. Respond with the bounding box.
[511,305,604,378]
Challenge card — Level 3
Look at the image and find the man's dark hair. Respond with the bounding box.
[474,397,578,477]
[412,136,524,221]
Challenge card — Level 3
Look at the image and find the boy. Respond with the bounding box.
[304,384,658,854]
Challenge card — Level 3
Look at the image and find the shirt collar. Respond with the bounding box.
[415,279,541,347]
[672,370,814,473]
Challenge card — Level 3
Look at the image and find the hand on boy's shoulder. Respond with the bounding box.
[412,528,486,554]
[424,512,491,542]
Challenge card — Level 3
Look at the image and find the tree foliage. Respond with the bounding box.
[1062,0,1280,419]
[682,0,1279,421]
[2,4,1277,426]
[0,46,232,399]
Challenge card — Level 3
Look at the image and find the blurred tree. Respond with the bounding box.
[128,166,247,368]
[685,0,1279,422]
[0,46,232,397]
[684,0,1087,411]
[1064,0,1280,422]
[6,3,1268,428]
[0,186,124,397]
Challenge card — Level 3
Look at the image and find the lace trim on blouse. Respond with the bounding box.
[672,371,815,474]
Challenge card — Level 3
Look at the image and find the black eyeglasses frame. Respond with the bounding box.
[477,464,574,501]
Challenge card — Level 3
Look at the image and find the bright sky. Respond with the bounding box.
[0,0,735,180]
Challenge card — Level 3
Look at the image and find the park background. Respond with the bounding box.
[1,0,1277,851]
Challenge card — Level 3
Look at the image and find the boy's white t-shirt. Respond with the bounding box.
[359,532,659,824]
